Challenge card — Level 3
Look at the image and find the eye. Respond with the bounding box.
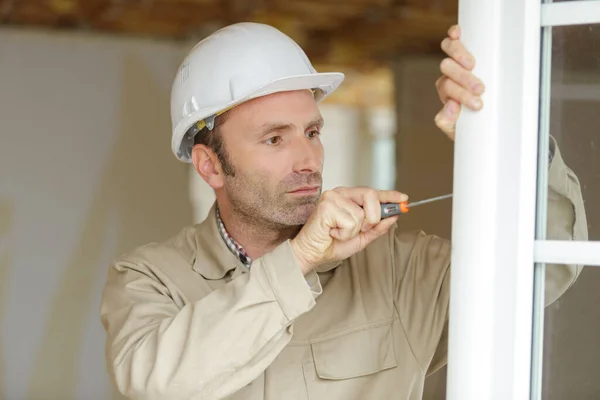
[306,129,321,139]
[266,136,282,145]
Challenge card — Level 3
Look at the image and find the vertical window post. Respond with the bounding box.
[446,0,541,399]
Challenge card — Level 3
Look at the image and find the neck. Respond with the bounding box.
[217,202,301,260]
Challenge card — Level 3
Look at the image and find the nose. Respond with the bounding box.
[291,134,323,174]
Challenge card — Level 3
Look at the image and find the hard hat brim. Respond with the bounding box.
[172,71,345,163]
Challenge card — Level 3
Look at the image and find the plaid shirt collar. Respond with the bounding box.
[216,206,252,268]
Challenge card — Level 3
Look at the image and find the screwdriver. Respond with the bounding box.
[380,193,453,219]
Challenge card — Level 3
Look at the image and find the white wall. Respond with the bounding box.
[0,28,191,400]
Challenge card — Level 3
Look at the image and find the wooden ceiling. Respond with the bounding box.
[0,0,458,67]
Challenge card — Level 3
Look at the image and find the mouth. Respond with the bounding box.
[289,186,320,195]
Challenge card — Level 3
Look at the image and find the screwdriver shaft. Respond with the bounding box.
[406,193,453,208]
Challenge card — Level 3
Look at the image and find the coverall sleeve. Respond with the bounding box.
[100,240,319,400]
[422,138,588,376]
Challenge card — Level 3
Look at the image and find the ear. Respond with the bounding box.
[192,145,224,189]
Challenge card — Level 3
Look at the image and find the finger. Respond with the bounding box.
[375,190,409,205]
[360,189,406,232]
[448,25,461,40]
[440,58,485,98]
[351,188,382,229]
[330,196,365,241]
[435,100,461,140]
[333,187,407,231]
[438,71,483,111]
[441,38,475,71]
[436,77,450,103]
[357,189,380,232]
[333,187,408,207]
[359,216,399,247]
[332,187,379,228]
[329,208,359,241]
[331,219,365,242]
[321,189,365,228]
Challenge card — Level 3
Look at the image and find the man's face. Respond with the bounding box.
[218,90,325,227]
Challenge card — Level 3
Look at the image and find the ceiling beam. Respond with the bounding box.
[2,0,459,68]
[302,5,456,66]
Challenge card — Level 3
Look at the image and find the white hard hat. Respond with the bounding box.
[170,22,345,162]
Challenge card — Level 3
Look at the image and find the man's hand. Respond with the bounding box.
[290,187,408,275]
[435,25,486,141]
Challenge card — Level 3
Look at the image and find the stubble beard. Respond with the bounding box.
[224,171,322,229]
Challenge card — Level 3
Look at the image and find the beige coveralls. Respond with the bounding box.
[100,140,587,400]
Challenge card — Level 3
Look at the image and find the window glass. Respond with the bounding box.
[539,23,600,400]
[545,23,599,242]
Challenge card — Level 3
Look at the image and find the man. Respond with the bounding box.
[100,23,587,400]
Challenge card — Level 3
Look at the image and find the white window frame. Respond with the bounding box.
[541,1,600,27]
[446,1,600,400]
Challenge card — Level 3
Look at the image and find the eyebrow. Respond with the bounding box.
[309,117,325,130]
[256,117,324,137]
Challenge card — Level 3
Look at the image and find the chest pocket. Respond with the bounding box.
[302,320,398,398]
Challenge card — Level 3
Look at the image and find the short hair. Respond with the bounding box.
[193,110,235,176]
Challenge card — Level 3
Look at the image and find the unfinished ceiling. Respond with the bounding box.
[0,0,458,67]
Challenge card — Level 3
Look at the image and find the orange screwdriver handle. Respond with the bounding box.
[400,202,410,213]
[380,202,410,219]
